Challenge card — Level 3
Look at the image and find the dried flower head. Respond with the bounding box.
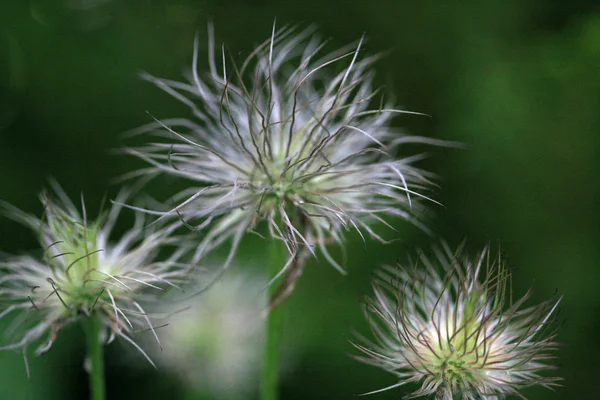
[124,23,445,304]
[0,182,190,367]
[354,242,562,399]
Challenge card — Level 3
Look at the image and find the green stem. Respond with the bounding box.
[83,313,106,400]
[260,239,287,400]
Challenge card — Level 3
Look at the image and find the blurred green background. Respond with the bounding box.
[0,0,598,399]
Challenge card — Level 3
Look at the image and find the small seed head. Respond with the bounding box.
[354,242,562,399]
[0,183,190,365]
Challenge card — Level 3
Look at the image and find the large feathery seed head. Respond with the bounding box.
[354,243,562,399]
[125,23,441,287]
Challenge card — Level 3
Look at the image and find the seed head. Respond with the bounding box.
[354,242,562,399]
[125,24,444,304]
[0,182,190,367]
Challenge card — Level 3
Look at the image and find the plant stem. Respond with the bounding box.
[83,313,106,400]
[260,239,287,400]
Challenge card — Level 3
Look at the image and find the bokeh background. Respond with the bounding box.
[1,0,599,399]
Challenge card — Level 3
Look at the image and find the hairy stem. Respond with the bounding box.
[83,313,106,400]
[260,239,288,400]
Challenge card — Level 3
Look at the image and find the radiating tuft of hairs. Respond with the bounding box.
[0,181,191,369]
[353,242,562,399]
[124,23,447,306]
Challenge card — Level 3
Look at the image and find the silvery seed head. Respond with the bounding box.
[354,242,561,399]
[125,23,444,304]
[0,182,190,367]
